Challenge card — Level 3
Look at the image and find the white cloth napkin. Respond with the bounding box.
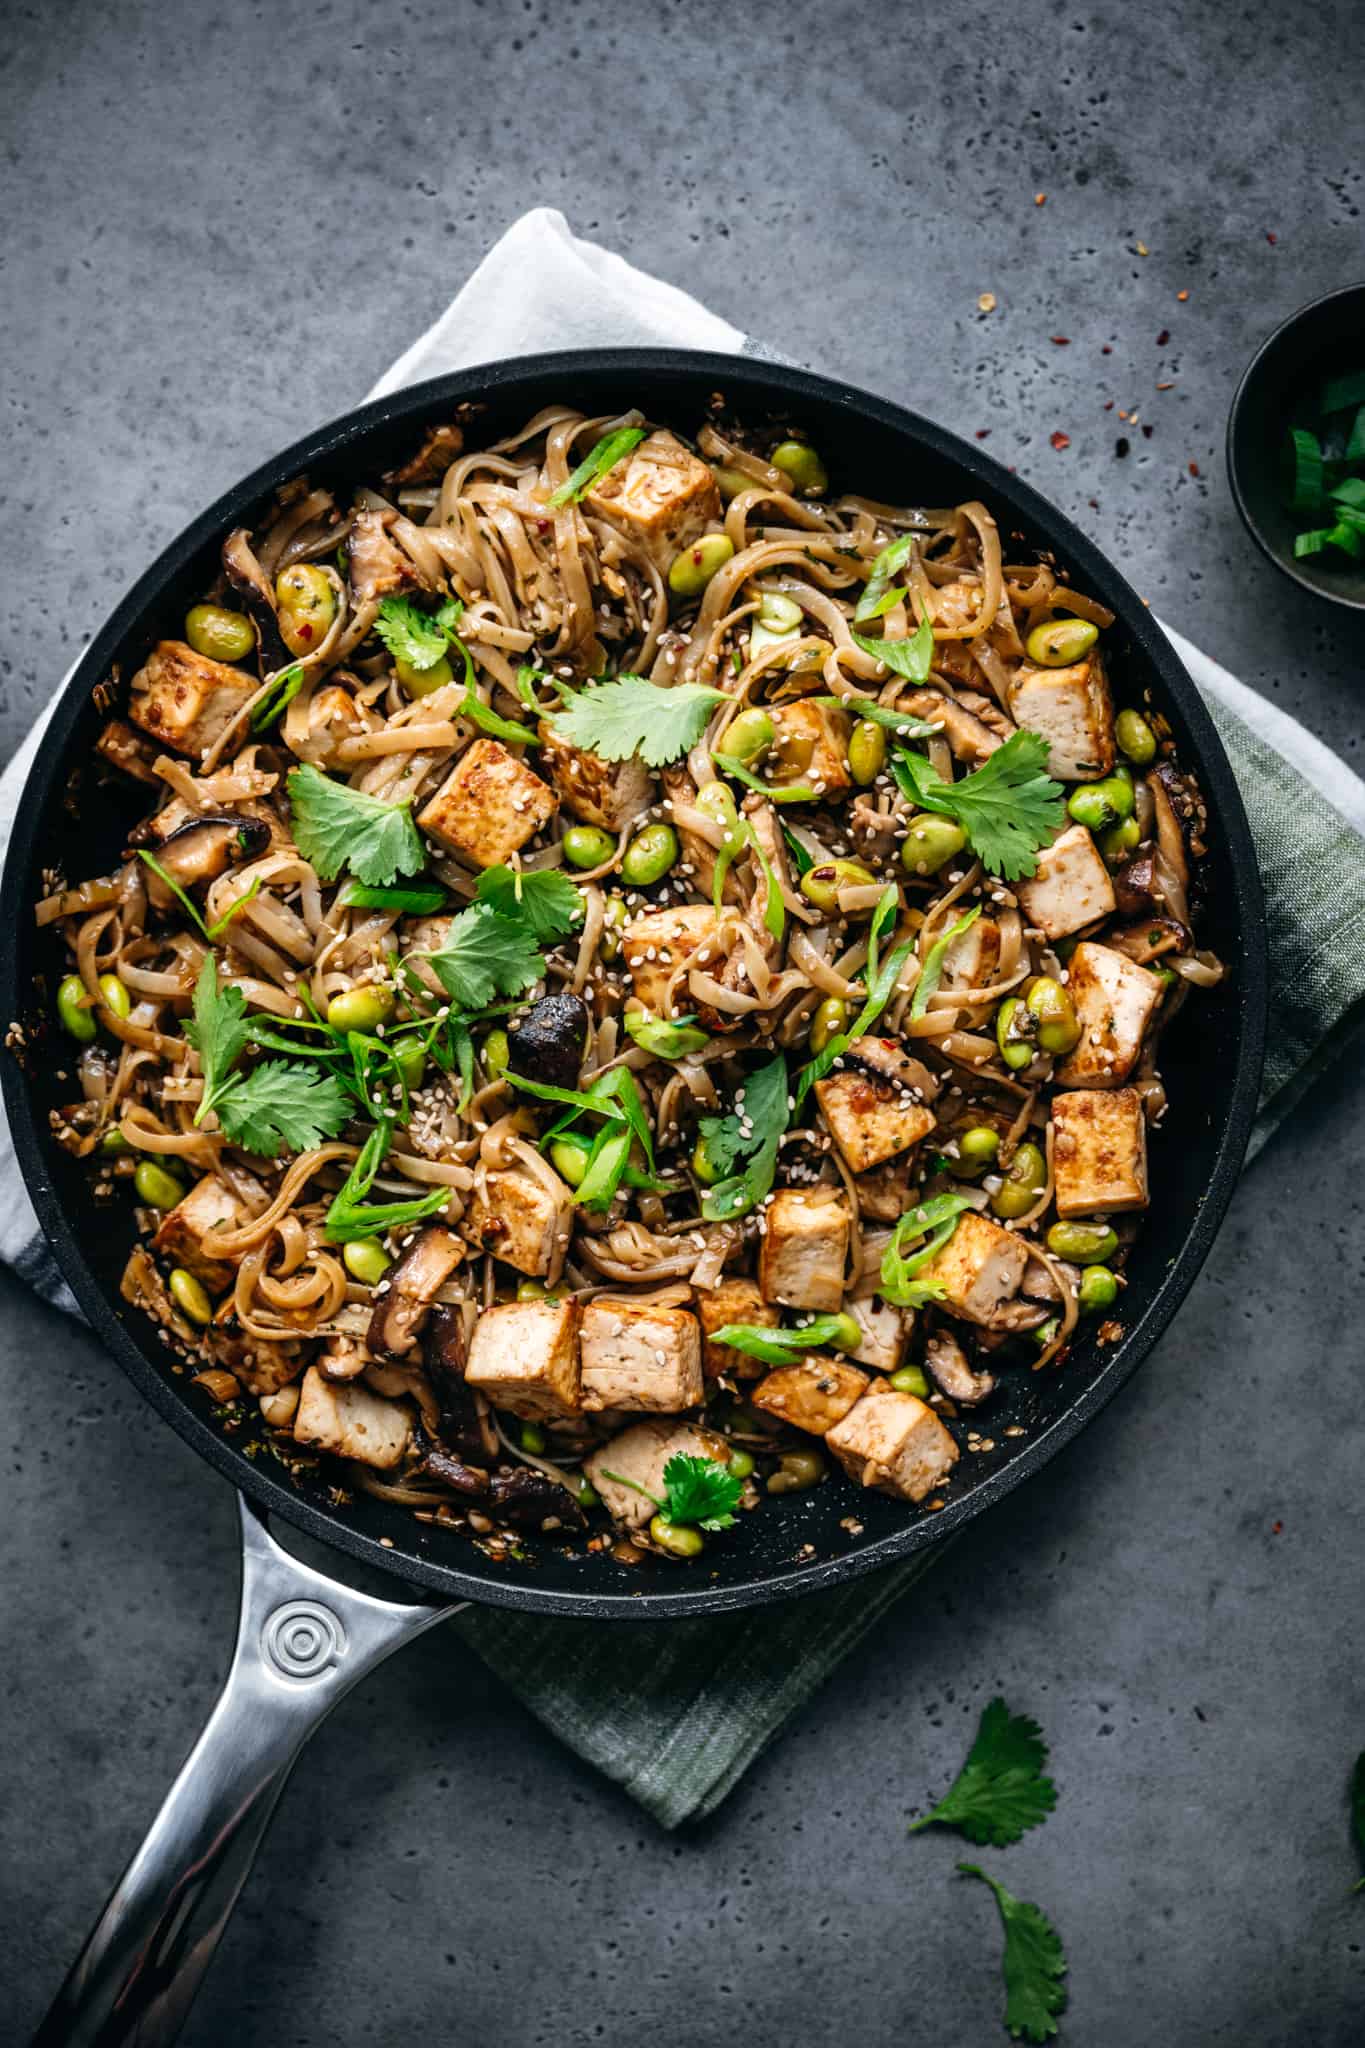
[5,205,1364,1307]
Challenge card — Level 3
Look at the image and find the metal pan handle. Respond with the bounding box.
[32,1494,458,2048]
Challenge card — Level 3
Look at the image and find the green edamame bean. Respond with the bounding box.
[343,1237,392,1285]
[649,1514,705,1559]
[713,465,758,502]
[995,996,1035,1071]
[169,1267,213,1325]
[694,779,740,829]
[1034,1316,1061,1350]
[668,532,735,596]
[56,974,97,1042]
[954,1125,1001,1176]
[99,1127,130,1156]
[575,1476,601,1508]
[98,972,131,1022]
[1078,1264,1119,1314]
[562,823,617,870]
[134,1158,186,1211]
[757,591,803,632]
[1067,783,1120,832]
[809,996,849,1055]
[395,652,454,697]
[691,1134,721,1185]
[1098,766,1135,819]
[848,719,888,786]
[482,1028,510,1076]
[901,814,968,875]
[521,1421,547,1455]
[621,823,679,887]
[326,984,395,1034]
[823,1312,863,1352]
[184,602,256,664]
[726,1448,755,1480]
[991,1140,1046,1219]
[392,1037,425,1092]
[721,707,775,765]
[1046,1221,1119,1265]
[625,1012,710,1059]
[1025,616,1100,667]
[550,1138,590,1188]
[274,562,337,657]
[770,440,829,495]
[767,1448,826,1494]
[516,1279,549,1300]
[1099,816,1142,864]
[799,858,875,912]
[1026,976,1081,1056]
[1115,707,1158,765]
[598,896,628,961]
[889,1364,931,1397]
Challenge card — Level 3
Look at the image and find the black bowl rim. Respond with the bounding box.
[1226,279,1365,612]
[0,347,1268,1620]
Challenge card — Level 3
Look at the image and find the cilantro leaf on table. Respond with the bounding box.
[547,424,646,509]
[287,764,425,886]
[852,612,936,683]
[212,1061,351,1157]
[661,1452,745,1531]
[880,1193,974,1310]
[891,731,1065,882]
[709,1314,854,1368]
[373,594,464,672]
[957,1865,1068,2044]
[474,865,582,943]
[420,903,546,1011]
[909,1698,1058,1846]
[1352,1752,1365,1893]
[550,674,727,767]
[697,1052,790,1221]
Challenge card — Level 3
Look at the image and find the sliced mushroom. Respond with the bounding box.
[366,1223,464,1361]
[222,528,290,674]
[413,1429,489,1499]
[1106,915,1189,965]
[899,688,1002,763]
[846,1035,942,1104]
[424,1304,500,1462]
[143,814,271,901]
[348,507,418,604]
[96,717,162,787]
[385,421,465,489]
[923,1325,996,1407]
[506,993,590,1089]
[488,1466,586,1532]
[849,794,903,864]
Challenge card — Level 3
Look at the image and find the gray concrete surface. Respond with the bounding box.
[2,1,1363,2041]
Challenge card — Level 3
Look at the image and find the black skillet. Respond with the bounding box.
[1,351,1267,2046]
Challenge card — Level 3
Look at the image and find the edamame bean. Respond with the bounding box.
[713,465,757,502]
[343,1237,392,1285]
[800,858,875,911]
[99,1127,130,1156]
[395,652,454,696]
[326,984,395,1034]
[995,996,1034,1071]
[649,1514,705,1558]
[901,814,968,875]
[392,1037,425,1092]
[726,1448,755,1480]
[955,1125,1001,1174]
[481,1028,510,1076]
[809,995,849,1055]
[1067,783,1120,832]
[184,602,256,664]
[169,1267,213,1325]
[98,972,131,1022]
[991,1140,1046,1219]
[575,1477,601,1508]
[1046,1221,1119,1264]
[562,823,617,870]
[770,440,829,495]
[767,1448,826,1494]
[517,1279,549,1300]
[1099,816,1141,863]
[521,1421,547,1455]
[621,823,678,887]
[668,532,735,596]
[722,707,775,764]
[134,1158,186,1211]
[848,718,887,786]
[56,974,97,1042]
[550,1138,590,1187]
[1026,976,1081,1055]
[598,896,628,961]
[748,591,804,666]
[889,1364,931,1397]
[694,779,740,828]
[274,562,337,657]
[1025,616,1100,667]
[1098,765,1135,819]
[1115,707,1157,765]
[1078,1264,1119,1314]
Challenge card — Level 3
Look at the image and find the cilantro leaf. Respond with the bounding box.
[710,1314,854,1368]
[550,674,727,768]
[892,731,1066,882]
[661,1452,745,1531]
[909,1698,1058,1845]
[287,764,425,887]
[420,903,545,1011]
[854,532,917,623]
[474,865,582,943]
[212,1060,351,1157]
[908,905,982,1024]
[697,1053,790,1221]
[852,612,936,683]
[880,1193,974,1310]
[322,1122,451,1243]
[957,1865,1068,2043]
[373,594,464,671]
[183,954,252,1123]
[547,424,646,509]
[1352,1752,1365,1893]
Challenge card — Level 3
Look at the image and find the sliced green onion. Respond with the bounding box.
[547,426,646,509]
[250,663,305,733]
[338,881,448,915]
[1320,369,1365,414]
[1346,407,1365,464]
[1284,427,1324,518]
[1331,475,1365,510]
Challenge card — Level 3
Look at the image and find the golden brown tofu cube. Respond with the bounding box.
[846,1294,910,1373]
[825,1388,959,1503]
[939,915,1001,992]
[416,738,557,870]
[294,1367,412,1471]
[584,1419,729,1530]
[814,1038,936,1174]
[767,698,852,797]
[1015,823,1116,941]
[759,1188,850,1313]
[1008,652,1115,781]
[151,1174,246,1293]
[622,904,720,1018]
[696,1277,779,1379]
[464,1298,582,1422]
[539,726,653,831]
[914,1208,1029,1327]
[127,640,257,759]
[1057,942,1164,1088]
[751,1356,869,1436]
[461,1168,573,1284]
[1052,1087,1149,1217]
[582,428,721,571]
[578,1298,704,1414]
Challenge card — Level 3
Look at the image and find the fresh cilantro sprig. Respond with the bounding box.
[852,612,936,683]
[474,865,582,943]
[908,905,982,1025]
[908,1698,1058,1846]
[880,1192,973,1309]
[373,594,464,672]
[709,1314,855,1368]
[550,674,727,767]
[420,904,546,1010]
[288,764,425,887]
[599,1452,745,1532]
[182,955,350,1157]
[547,424,646,509]
[697,1053,790,1222]
[957,1866,1068,2044]
[891,731,1065,882]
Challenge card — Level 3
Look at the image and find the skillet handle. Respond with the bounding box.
[32,1493,458,2048]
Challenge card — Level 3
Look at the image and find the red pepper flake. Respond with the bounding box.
[975,428,991,439]
[1188,460,1200,477]
[1034,192,1047,206]
[1272,1520,1283,1534]
[1050,430,1070,450]
[1088,498,1099,510]
[1101,344,1112,355]
[1266,231,1277,245]
[1156,380,1175,391]
[1050,335,1071,346]
[1103,400,1114,412]
[1176,288,1190,302]
[1156,329,1170,346]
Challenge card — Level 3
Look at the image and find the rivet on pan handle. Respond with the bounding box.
[31,1494,460,2048]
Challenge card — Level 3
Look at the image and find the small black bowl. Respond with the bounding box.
[1227,281,1365,610]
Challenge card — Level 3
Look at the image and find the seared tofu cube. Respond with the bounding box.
[751,1356,869,1436]
[825,1389,959,1503]
[1008,652,1115,780]
[759,1188,850,1313]
[814,1038,936,1174]
[914,1209,1029,1327]
[127,641,257,759]
[294,1367,411,1470]
[582,428,721,571]
[696,1277,778,1379]
[939,915,1001,992]
[1058,942,1164,1088]
[846,1293,910,1373]
[464,1298,581,1421]
[579,1298,704,1414]
[1052,1087,1149,1217]
[767,698,852,797]
[461,1167,573,1283]
[584,1419,729,1531]
[622,904,720,1019]
[417,738,557,870]
[539,726,653,832]
[1016,823,1115,941]
[152,1174,246,1292]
